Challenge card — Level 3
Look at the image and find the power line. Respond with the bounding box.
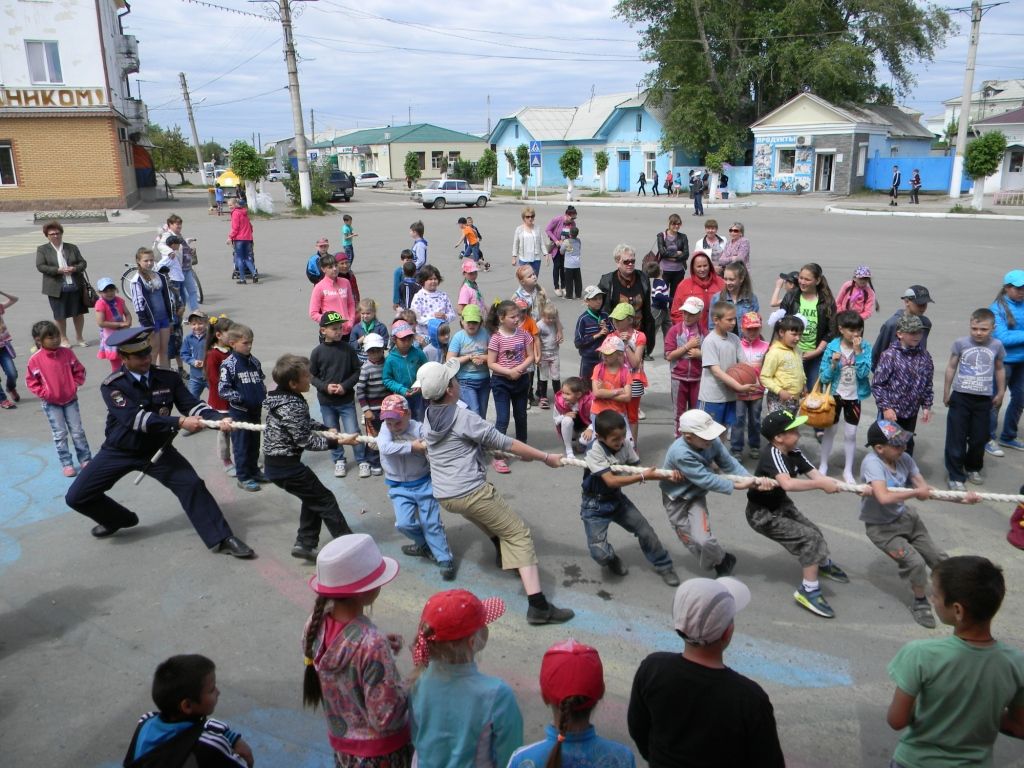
[178,0,271,19]
[190,38,280,92]
[150,85,288,111]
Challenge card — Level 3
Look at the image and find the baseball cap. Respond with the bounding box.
[380,394,410,421]
[677,409,726,440]
[672,577,751,646]
[681,296,705,315]
[760,409,808,440]
[599,335,625,355]
[461,258,479,274]
[319,311,345,328]
[901,285,934,305]
[896,313,924,334]
[414,359,461,400]
[779,271,798,284]
[1004,270,1024,288]
[582,285,605,300]
[96,277,115,291]
[854,265,872,278]
[461,304,483,323]
[539,639,605,707]
[866,419,914,447]
[361,333,385,350]
[187,309,208,322]
[740,311,761,330]
[316,237,330,247]
[412,589,506,666]
[609,302,635,321]
[391,322,415,339]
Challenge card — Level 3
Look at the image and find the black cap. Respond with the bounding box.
[902,285,934,305]
[107,326,153,354]
[165,235,184,246]
[760,409,808,440]
[319,311,345,328]
[779,271,798,284]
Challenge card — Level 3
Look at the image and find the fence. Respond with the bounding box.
[864,157,972,193]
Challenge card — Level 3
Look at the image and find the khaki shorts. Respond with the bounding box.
[438,482,538,569]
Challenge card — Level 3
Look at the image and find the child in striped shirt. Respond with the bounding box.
[355,333,387,476]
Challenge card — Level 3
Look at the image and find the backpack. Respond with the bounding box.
[123,719,203,768]
[306,254,323,284]
[398,279,421,310]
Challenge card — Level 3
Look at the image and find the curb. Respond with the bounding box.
[503,198,757,210]
[825,205,1024,222]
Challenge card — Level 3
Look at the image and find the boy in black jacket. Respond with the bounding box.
[309,311,363,478]
[218,324,267,492]
[263,353,354,560]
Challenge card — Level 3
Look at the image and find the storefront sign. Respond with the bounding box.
[0,88,107,108]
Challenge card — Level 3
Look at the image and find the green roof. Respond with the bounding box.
[319,123,485,147]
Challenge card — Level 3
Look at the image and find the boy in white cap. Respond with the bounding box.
[660,410,770,577]
[628,577,784,767]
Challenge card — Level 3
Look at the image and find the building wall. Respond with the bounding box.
[0,115,126,210]
[1,1,105,92]
[386,141,487,181]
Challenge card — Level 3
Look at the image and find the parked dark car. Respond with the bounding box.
[328,171,355,202]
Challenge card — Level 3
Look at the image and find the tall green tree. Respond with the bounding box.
[615,0,952,158]
[200,141,227,164]
[404,151,423,188]
[148,123,193,184]
[477,148,498,193]
[515,144,531,199]
[558,147,583,200]
[964,131,1006,210]
[229,140,267,212]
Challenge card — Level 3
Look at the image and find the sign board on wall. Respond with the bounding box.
[0,88,106,108]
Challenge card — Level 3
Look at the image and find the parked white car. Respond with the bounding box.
[355,171,390,188]
[411,179,490,209]
[266,168,289,182]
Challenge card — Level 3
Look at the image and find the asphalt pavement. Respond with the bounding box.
[1,183,1022,767]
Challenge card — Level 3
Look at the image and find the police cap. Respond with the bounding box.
[107,326,154,354]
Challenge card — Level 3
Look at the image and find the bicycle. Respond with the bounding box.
[121,240,205,304]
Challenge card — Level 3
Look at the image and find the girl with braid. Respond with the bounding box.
[302,535,412,768]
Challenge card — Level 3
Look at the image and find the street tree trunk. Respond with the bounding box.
[972,180,985,211]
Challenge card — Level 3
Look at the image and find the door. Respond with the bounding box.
[1005,147,1024,190]
[618,151,631,191]
[815,153,834,192]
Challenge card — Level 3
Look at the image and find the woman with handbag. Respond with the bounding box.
[35,220,91,348]
[655,214,689,299]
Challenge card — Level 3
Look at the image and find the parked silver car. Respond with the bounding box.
[355,171,389,188]
[411,179,490,209]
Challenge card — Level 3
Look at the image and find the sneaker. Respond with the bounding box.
[947,479,967,492]
[749,447,759,459]
[492,458,511,474]
[606,556,629,576]
[7,388,20,402]
[291,544,318,562]
[526,603,575,626]
[539,397,550,409]
[334,460,347,478]
[358,462,371,478]
[236,279,247,285]
[794,586,835,618]
[638,409,647,421]
[999,438,1024,452]
[984,440,1005,457]
[911,600,936,628]
[966,470,983,485]
[0,399,15,409]
[732,449,744,460]
[843,473,856,485]
[224,464,237,477]
[369,466,383,476]
[438,561,457,581]
[659,568,681,587]
[252,275,259,284]
[819,561,850,584]
[714,552,737,577]
[401,543,434,559]
[237,479,261,492]
[62,466,77,478]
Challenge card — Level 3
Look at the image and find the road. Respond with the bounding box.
[0,184,1022,767]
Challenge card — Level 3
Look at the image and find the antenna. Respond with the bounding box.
[588,85,595,111]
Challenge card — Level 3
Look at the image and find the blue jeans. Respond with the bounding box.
[693,192,704,215]
[993,360,1024,442]
[232,240,256,280]
[187,377,206,399]
[228,406,261,481]
[388,477,453,564]
[181,269,200,311]
[319,401,362,464]
[732,398,763,452]
[580,493,673,570]
[518,260,541,278]
[491,374,528,441]
[463,242,481,262]
[458,376,490,419]
[0,346,17,392]
[343,244,354,263]
[42,399,92,468]
[803,354,823,391]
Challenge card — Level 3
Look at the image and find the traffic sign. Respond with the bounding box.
[530,154,542,168]
[529,140,542,154]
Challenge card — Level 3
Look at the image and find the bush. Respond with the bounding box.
[282,164,333,207]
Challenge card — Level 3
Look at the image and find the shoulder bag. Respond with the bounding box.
[799,377,836,429]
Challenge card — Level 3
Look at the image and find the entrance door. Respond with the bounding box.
[815,153,834,192]
[618,151,631,191]
[1005,147,1024,190]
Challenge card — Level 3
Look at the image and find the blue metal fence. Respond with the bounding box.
[865,157,971,193]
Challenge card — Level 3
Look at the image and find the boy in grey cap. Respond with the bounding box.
[872,312,934,456]
[872,284,934,369]
[627,577,784,768]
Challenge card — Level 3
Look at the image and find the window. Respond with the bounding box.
[514,125,519,139]
[636,113,643,133]
[0,143,16,186]
[856,145,867,177]
[1010,150,1023,173]
[26,40,63,84]
[645,151,656,178]
[448,151,461,164]
[776,148,795,174]
[890,146,899,157]
[415,152,425,171]
[431,151,444,169]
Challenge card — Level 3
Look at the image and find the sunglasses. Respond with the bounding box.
[621,260,636,265]
[729,228,741,233]
[523,215,535,219]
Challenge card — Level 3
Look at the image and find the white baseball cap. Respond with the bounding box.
[414,359,461,400]
[677,409,726,440]
[681,296,705,315]
[361,333,385,350]
[673,577,750,646]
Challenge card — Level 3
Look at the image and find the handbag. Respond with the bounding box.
[799,377,836,429]
[81,269,99,308]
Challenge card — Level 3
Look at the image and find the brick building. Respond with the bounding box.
[0,0,151,211]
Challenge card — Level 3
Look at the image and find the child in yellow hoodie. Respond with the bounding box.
[760,315,807,414]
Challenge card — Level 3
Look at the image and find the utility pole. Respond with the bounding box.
[279,0,312,208]
[487,94,491,137]
[408,105,411,125]
[949,0,983,198]
[310,108,315,144]
[179,73,207,185]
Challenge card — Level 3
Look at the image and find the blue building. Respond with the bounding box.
[490,91,692,192]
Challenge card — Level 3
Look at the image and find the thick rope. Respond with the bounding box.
[199,420,1024,504]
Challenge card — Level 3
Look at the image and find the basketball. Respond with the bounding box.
[727,363,763,401]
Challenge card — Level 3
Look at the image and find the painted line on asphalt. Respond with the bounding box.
[825,205,1024,221]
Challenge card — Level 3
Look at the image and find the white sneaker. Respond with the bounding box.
[947,479,966,492]
[358,462,371,478]
[984,440,1005,458]
[370,466,383,476]
[966,470,983,485]
[638,409,646,421]
[334,460,347,478]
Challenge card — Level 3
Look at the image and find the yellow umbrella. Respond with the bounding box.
[215,169,240,188]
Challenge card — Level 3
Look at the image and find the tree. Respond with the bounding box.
[439,156,449,181]
[229,140,267,212]
[595,150,610,193]
[964,131,1006,210]
[283,163,332,207]
[149,123,193,184]
[615,0,952,158]
[504,148,517,192]
[558,147,583,201]
[200,141,227,164]
[703,149,731,201]
[404,151,422,189]
[515,144,531,199]
[477,148,498,193]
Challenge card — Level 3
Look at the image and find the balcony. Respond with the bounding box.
[124,97,148,133]
[118,34,140,75]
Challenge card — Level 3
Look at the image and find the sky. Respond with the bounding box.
[128,0,1024,150]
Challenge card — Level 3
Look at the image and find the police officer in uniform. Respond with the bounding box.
[65,327,254,557]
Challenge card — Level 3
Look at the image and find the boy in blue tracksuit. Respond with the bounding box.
[574,285,611,380]
[218,323,267,491]
[376,393,455,580]
[660,409,764,577]
[179,310,209,399]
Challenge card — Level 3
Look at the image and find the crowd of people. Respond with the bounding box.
[3,207,1024,767]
